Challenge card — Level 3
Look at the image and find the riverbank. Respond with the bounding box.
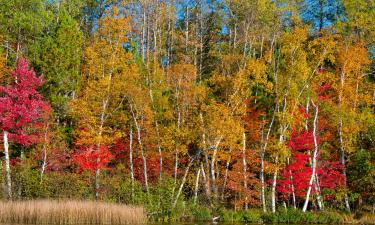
[151,204,375,224]
[0,200,373,225]
[0,200,146,224]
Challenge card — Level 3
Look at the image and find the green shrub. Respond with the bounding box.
[261,209,346,224]
[190,204,211,221]
[218,208,262,223]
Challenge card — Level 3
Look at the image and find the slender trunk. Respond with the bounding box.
[201,163,212,203]
[314,174,323,210]
[3,131,12,199]
[172,106,181,196]
[222,148,232,200]
[129,127,135,200]
[130,104,149,193]
[339,118,351,211]
[287,158,296,209]
[261,109,276,212]
[40,124,49,183]
[271,156,278,213]
[303,103,319,212]
[148,86,163,181]
[242,132,248,210]
[194,168,201,204]
[210,136,222,198]
[260,150,266,211]
[272,126,284,213]
[173,158,194,207]
[339,70,351,212]
[172,150,179,196]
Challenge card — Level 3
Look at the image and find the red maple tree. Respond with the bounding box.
[74,145,114,173]
[0,58,51,145]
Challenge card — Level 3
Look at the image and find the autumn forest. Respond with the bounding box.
[0,0,374,222]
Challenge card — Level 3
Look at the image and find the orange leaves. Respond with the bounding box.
[167,64,197,94]
[337,41,370,74]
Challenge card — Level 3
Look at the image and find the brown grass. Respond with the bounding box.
[0,200,146,225]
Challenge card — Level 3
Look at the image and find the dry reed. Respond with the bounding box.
[0,200,146,225]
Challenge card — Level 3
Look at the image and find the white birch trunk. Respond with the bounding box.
[3,131,12,199]
[40,124,49,183]
[242,132,248,210]
[173,158,194,207]
[129,127,135,199]
[303,103,319,212]
[271,158,279,212]
[339,69,351,212]
[194,168,201,204]
[130,104,149,193]
[287,158,296,209]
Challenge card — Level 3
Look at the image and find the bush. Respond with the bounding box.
[44,172,92,199]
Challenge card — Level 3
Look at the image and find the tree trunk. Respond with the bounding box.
[242,132,248,210]
[271,156,278,213]
[201,163,212,203]
[130,104,149,193]
[173,158,194,207]
[261,109,276,212]
[3,131,12,199]
[314,174,324,210]
[339,118,351,211]
[210,136,222,198]
[338,70,351,212]
[129,126,135,200]
[40,123,49,183]
[303,103,319,212]
[222,148,232,200]
[287,158,297,209]
[148,85,163,181]
[194,168,201,204]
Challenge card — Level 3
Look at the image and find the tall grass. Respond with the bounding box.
[0,200,146,225]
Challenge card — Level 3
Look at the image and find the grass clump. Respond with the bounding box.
[218,208,262,223]
[0,200,146,225]
[261,208,346,224]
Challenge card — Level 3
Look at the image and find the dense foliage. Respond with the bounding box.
[0,0,374,220]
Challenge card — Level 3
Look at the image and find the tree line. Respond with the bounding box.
[0,0,374,215]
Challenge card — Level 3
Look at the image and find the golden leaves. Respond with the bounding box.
[246,58,273,92]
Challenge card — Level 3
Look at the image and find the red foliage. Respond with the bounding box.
[74,145,114,173]
[317,82,333,101]
[278,129,345,201]
[299,107,311,119]
[278,152,312,199]
[288,130,315,151]
[0,58,51,145]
